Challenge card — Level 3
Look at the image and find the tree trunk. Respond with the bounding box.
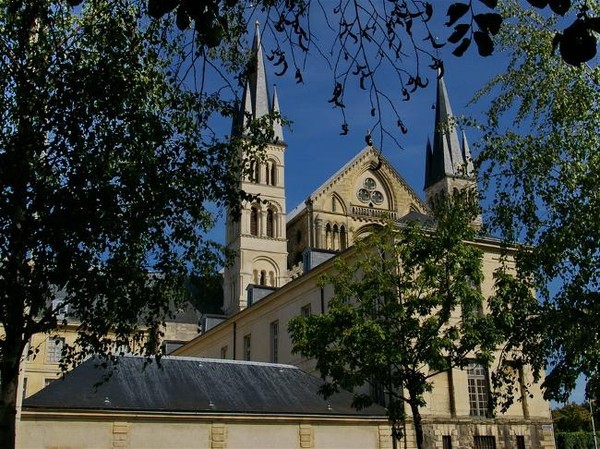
[409,400,425,449]
[0,352,22,449]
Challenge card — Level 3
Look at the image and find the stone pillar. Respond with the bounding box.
[112,422,129,449]
[378,425,393,449]
[314,218,322,248]
[299,424,314,448]
[210,423,227,449]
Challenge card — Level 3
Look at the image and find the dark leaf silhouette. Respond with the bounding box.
[453,37,471,56]
[474,31,494,56]
[448,24,470,43]
[549,0,571,15]
[560,19,597,66]
[474,13,502,35]
[446,3,469,27]
[478,0,498,8]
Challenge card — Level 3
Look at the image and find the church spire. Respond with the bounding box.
[271,84,284,142]
[424,73,474,191]
[245,21,270,120]
[232,22,284,142]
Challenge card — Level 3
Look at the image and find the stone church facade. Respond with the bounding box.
[174,23,556,449]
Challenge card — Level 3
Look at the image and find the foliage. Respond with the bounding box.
[289,192,510,449]
[474,0,600,402]
[0,1,274,447]
[555,432,600,449]
[185,273,224,315]
[553,403,593,432]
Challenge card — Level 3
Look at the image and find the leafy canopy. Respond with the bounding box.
[474,0,600,402]
[0,0,273,446]
[289,192,509,449]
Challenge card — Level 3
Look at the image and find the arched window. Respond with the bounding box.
[269,271,275,287]
[260,270,266,286]
[253,269,258,284]
[266,209,275,237]
[340,225,347,250]
[270,162,276,186]
[333,224,339,251]
[331,197,336,212]
[250,206,259,236]
[325,223,332,249]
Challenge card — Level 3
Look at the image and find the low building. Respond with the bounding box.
[20,356,391,449]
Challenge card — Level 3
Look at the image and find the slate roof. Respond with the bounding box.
[23,356,387,417]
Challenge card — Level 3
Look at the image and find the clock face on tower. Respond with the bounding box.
[357,177,384,206]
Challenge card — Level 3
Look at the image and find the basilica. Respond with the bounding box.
[18,24,555,449]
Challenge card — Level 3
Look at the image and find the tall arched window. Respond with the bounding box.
[250,206,259,236]
[270,162,276,186]
[269,271,275,287]
[333,224,339,251]
[325,223,332,249]
[340,225,347,250]
[260,270,266,286]
[266,209,275,237]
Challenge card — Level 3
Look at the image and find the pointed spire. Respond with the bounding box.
[424,138,433,189]
[271,84,284,142]
[232,22,285,143]
[239,21,270,122]
[424,73,472,188]
[461,130,474,177]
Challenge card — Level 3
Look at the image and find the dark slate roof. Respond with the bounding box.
[168,300,201,325]
[397,211,435,228]
[24,356,387,417]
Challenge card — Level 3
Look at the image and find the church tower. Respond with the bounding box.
[424,74,477,206]
[222,22,288,315]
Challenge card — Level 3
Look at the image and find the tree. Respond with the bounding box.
[552,403,592,433]
[289,193,509,449]
[474,0,600,403]
[0,1,272,447]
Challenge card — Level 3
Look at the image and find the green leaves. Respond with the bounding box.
[476,0,600,402]
[289,193,499,446]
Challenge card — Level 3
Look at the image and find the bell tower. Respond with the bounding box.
[222,22,288,315]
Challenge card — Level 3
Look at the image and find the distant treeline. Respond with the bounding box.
[555,432,600,449]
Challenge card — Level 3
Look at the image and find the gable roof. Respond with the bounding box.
[287,145,428,222]
[23,356,386,417]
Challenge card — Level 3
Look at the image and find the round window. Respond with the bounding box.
[357,188,371,203]
[371,191,384,205]
[364,177,376,190]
